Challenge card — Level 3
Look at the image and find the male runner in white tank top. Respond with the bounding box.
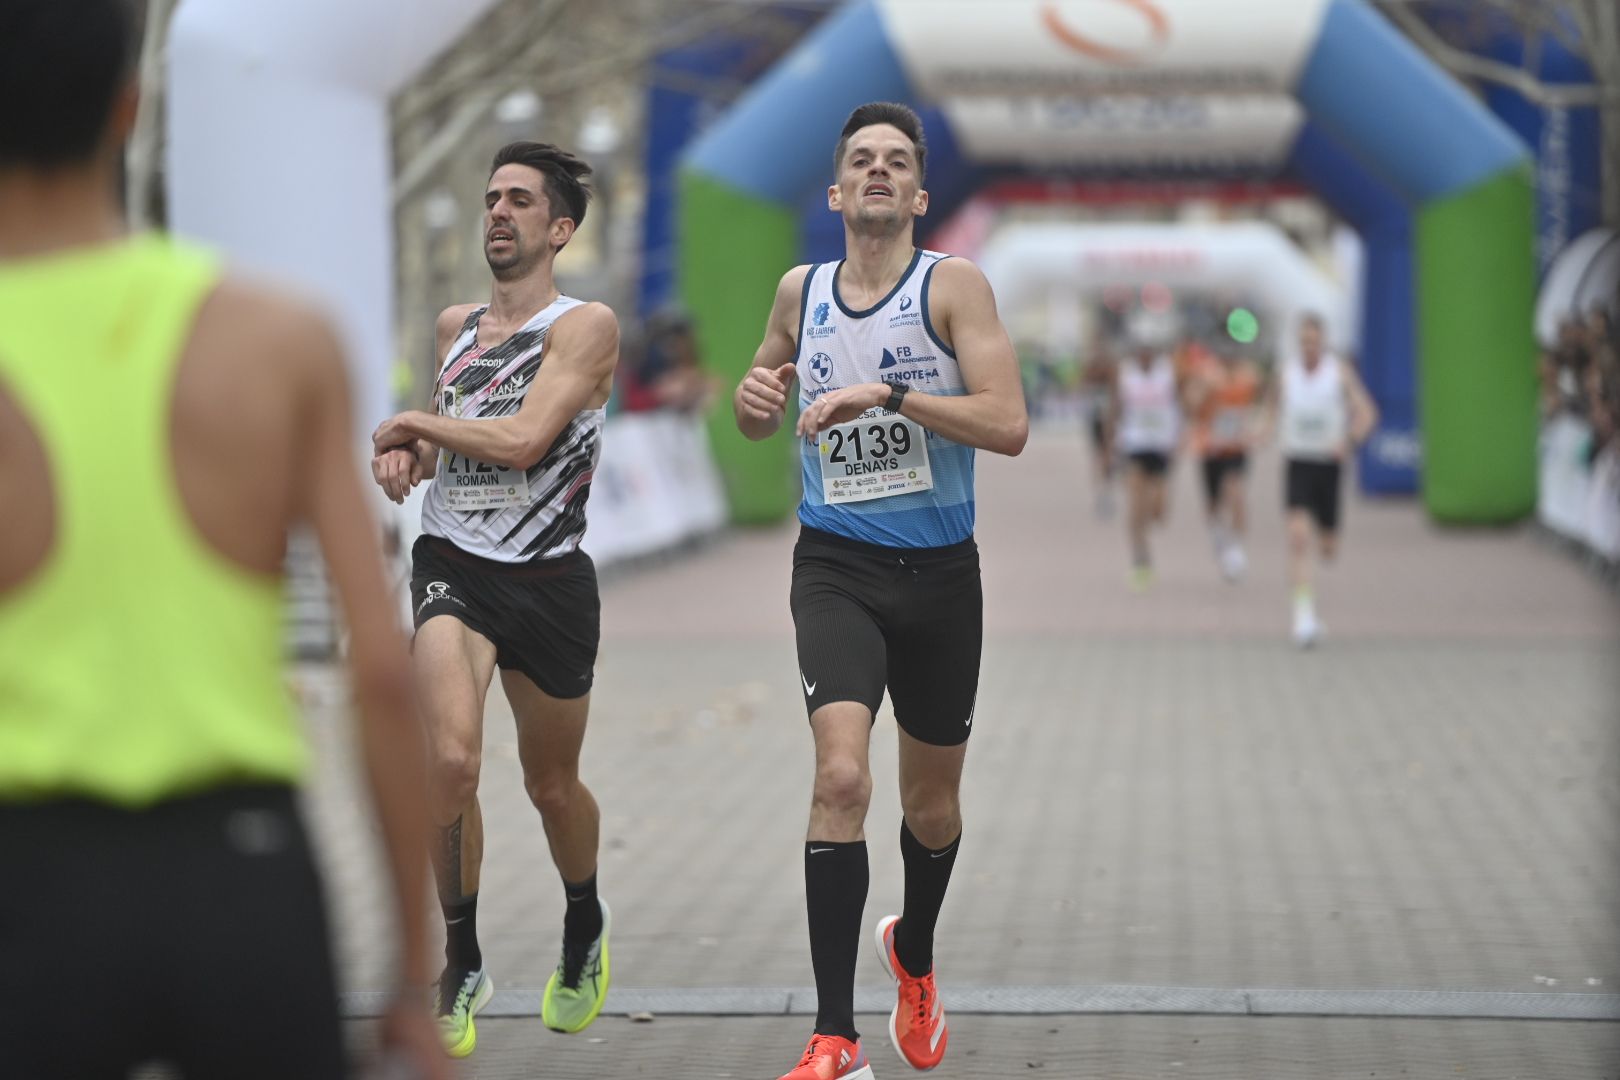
[371,142,619,1057]
[1264,313,1377,646]
[735,101,1027,1080]
[1112,342,1184,588]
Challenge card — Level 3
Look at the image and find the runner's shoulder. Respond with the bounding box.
[436,302,484,355]
[197,276,345,386]
[553,299,619,335]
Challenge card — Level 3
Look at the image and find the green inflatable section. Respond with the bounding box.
[678,171,803,524]
[1416,169,1537,523]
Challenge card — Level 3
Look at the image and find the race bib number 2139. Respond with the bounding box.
[818,410,932,504]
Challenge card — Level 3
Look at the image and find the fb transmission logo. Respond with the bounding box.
[808,352,834,385]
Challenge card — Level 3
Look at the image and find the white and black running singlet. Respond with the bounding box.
[421,298,602,562]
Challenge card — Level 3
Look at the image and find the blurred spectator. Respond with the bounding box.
[1543,307,1619,464]
[619,306,720,414]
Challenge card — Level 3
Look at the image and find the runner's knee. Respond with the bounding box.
[900,793,960,843]
[429,740,481,807]
[813,757,872,816]
[524,770,582,819]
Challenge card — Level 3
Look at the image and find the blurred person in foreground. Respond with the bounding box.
[1262,313,1377,647]
[734,101,1027,1080]
[0,1,445,1077]
[371,141,619,1057]
[1186,339,1263,581]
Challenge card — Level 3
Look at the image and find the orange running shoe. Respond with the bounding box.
[778,1033,874,1080]
[874,915,948,1070]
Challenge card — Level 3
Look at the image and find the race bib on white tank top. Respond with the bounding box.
[796,249,975,548]
[421,298,604,562]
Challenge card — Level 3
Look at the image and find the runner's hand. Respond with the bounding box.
[375,997,454,1080]
[372,447,422,505]
[796,382,888,437]
[737,362,797,424]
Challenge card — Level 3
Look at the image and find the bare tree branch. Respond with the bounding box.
[1379,1,1608,106]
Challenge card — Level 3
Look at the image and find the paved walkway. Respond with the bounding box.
[288,427,1617,1078]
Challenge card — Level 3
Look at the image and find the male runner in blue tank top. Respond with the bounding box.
[734,102,1028,1080]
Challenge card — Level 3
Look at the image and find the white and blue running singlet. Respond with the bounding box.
[796,249,973,548]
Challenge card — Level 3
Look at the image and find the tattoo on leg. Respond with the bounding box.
[437,815,464,905]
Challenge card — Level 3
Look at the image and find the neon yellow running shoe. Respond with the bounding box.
[542,898,611,1033]
[435,967,493,1058]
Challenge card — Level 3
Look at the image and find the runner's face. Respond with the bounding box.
[484,164,555,279]
[830,124,926,233]
[1299,321,1323,361]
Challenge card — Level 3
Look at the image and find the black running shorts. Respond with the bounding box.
[790,526,983,747]
[411,534,600,699]
[1127,450,1171,477]
[1201,452,1247,506]
[1285,457,1343,533]
[0,786,345,1080]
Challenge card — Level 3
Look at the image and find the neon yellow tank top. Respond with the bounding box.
[0,235,303,806]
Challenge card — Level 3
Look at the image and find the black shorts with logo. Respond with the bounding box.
[1285,458,1343,533]
[790,526,982,747]
[0,786,344,1080]
[411,534,600,699]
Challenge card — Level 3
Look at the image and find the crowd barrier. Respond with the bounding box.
[1538,414,1620,563]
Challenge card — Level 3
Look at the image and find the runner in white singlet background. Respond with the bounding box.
[371,141,619,1058]
[1112,342,1185,589]
[1264,313,1378,646]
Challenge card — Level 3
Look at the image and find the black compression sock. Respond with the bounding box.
[443,895,482,973]
[893,820,959,976]
[563,872,603,944]
[806,840,868,1042]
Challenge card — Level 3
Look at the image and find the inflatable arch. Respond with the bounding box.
[166,0,503,434]
[977,221,1352,355]
[680,0,1537,524]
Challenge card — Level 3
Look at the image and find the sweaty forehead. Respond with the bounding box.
[486,163,545,199]
[846,125,915,161]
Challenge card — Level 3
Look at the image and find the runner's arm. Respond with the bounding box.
[1253,369,1280,445]
[411,303,479,475]
[1343,360,1380,446]
[291,312,434,992]
[798,259,1027,455]
[372,303,619,470]
[734,266,809,441]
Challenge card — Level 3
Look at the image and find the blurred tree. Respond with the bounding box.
[1375,0,1617,225]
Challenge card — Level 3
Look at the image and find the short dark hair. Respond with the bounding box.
[0,0,137,168]
[489,142,592,229]
[834,102,926,184]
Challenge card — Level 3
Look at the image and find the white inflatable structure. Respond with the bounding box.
[977,221,1352,352]
[167,0,500,431]
[165,1,728,569]
[1535,227,1620,347]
